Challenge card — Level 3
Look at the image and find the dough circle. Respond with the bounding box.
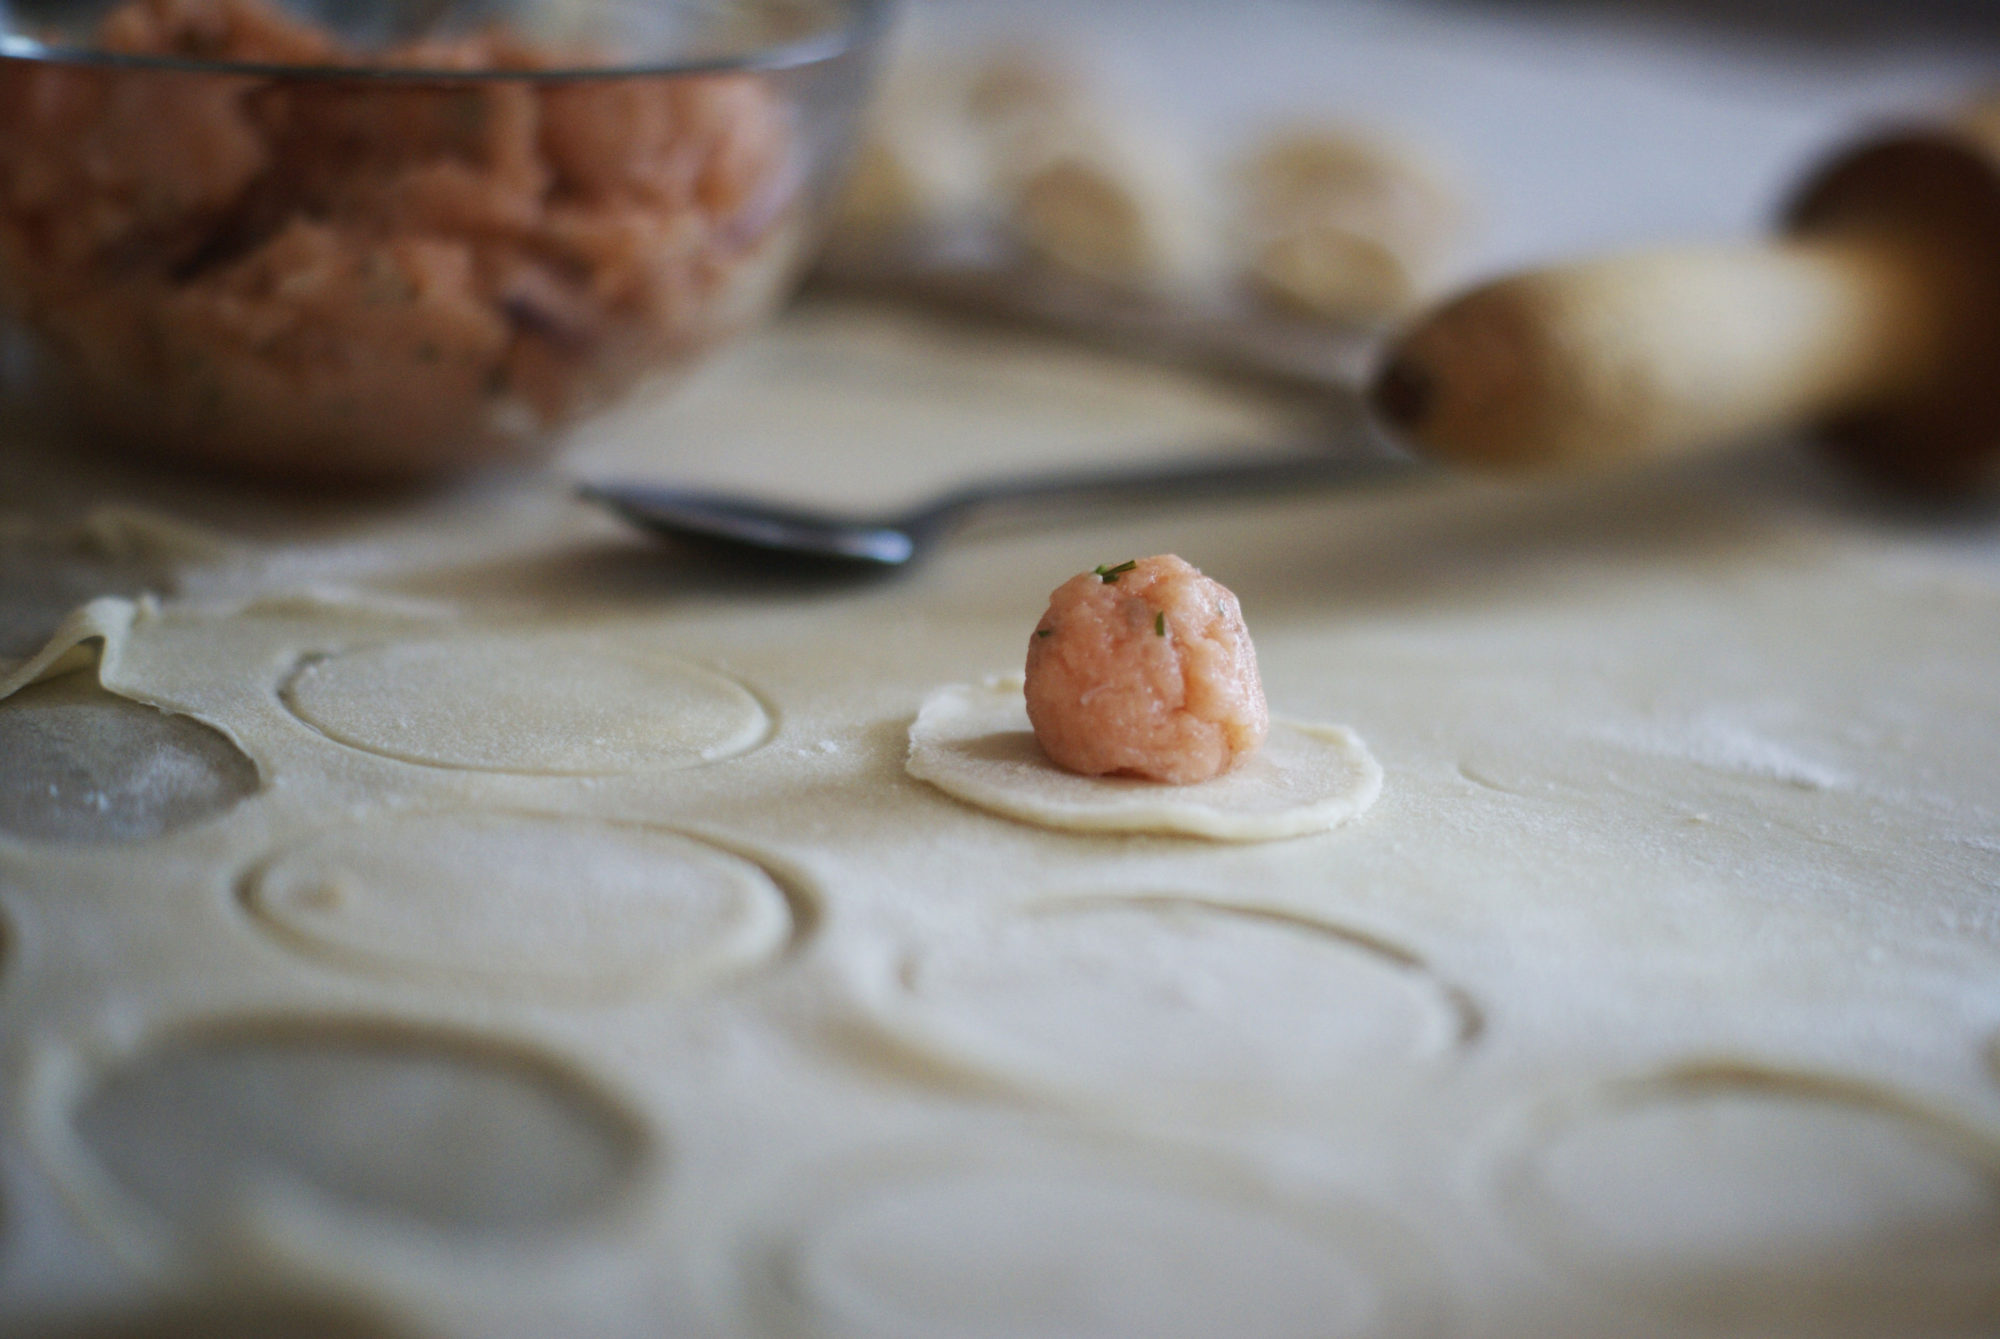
[762,1162,1419,1339]
[282,633,769,775]
[869,897,1471,1113]
[905,678,1380,840]
[241,813,794,996]
[1504,1072,2000,1330]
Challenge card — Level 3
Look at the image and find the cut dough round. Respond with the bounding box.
[761,1161,1420,1339]
[867,897,1471,1114]
[282,633,769,775]
[1505,1073,2000,1329]
[241,814,793,996]
[905,678,1380,841]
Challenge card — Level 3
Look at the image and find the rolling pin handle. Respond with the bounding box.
[1375,120,2000,494]
[1371,237,1948,475]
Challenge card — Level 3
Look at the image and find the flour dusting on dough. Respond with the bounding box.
[1598,715,1851,791]
[282,633,770,774]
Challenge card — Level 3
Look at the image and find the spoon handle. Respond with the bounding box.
[920,442,1423,530]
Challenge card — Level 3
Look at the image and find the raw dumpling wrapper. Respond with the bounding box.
[906,677,1380,841]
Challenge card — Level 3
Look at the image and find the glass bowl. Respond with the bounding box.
[0,0,888,480]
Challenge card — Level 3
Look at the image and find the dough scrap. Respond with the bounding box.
[905,677,1380,841]
[0,596,146,700]
[0,506,251,659]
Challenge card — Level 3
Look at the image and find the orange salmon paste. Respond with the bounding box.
[0,0,794,476]
[1025,553,1269,784]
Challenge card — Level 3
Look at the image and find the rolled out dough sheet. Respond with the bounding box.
[2,263,1999,1339]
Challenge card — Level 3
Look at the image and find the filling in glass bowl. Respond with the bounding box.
[0,0,882,477]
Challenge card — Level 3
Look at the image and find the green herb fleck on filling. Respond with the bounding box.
[1036,628,1053,638]
[1154,611,1166,636]
[1094,559,1138,583]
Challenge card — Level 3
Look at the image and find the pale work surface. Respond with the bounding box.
[2,293,1998,1339]
[5,4,2000,1337]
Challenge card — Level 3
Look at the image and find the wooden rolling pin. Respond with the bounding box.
[1372,97,2000,493]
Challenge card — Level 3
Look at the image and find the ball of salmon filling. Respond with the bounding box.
[1025,554,1268,783]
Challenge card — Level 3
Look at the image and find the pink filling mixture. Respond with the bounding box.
[1025,553,1269,784]
[0,0,794,476]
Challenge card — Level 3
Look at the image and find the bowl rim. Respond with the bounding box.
[0,0,894,81]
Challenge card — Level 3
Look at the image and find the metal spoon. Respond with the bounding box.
[582,444,1421,569]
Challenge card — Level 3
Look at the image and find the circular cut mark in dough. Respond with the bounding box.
[762,1162,1423,1339]
[905,679,1381,841]
[282,634,769,774]
[1504,1070,2000,1331]
[72,1021,646,1236]
[242,813,793,996]
[1456,712,1851,809]
[0,671,258,843]
[876,898,1471,1114]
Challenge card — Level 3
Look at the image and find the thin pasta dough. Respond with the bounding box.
[906,677,1381,841]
